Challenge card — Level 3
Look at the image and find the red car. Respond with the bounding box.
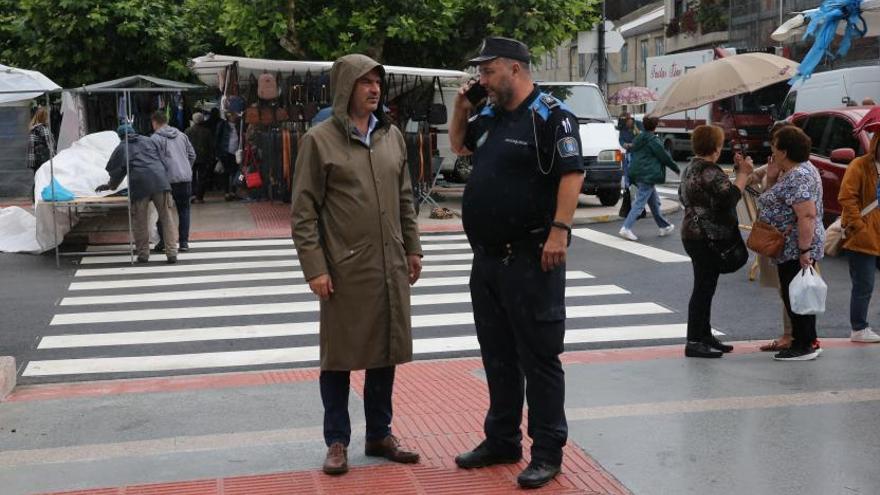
[789,107,876,224]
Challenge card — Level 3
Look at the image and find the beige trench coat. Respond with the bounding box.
[291,54,422,371]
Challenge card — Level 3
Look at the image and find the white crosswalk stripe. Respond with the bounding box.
[26,232,698,379]
[572,228,691,263]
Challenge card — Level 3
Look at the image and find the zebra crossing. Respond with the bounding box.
[23,232,698,380]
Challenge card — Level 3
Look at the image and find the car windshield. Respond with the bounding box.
[538,85,611,121]
[734,82,790,115]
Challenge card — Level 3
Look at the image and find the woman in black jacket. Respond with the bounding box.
[678,125,753,358]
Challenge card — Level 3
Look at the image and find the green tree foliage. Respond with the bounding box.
[3,0,196,87]
[1,0,600,87]
[222,0,601,67]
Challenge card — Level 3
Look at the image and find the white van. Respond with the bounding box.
[779,65,880,119]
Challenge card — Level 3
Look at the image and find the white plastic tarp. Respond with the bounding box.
[0,64,61,104]
[30,131,123,252]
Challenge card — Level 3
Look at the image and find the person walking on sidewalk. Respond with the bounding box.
[618,116,679,241]
[150,111,195,253]
[449,36,585,490]
[95,124,178,264]
[838,113,880,344]
[757,126,825,361]
[215,111,241,201]
[291,54,423,476]
[679,125,752,358]
[184,112,215,204]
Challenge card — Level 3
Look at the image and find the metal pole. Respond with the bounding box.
[124,90,134,265]
[46,93,59,268]
[597,0,606,93]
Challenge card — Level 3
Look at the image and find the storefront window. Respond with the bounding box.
[621,43,628,73]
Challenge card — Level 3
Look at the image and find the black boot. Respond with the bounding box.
[454,441,521,469]
[703,335,733,353]
[685,341,723,358]
[517,461,561,489]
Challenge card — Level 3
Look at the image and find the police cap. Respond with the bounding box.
[468,37,531,65]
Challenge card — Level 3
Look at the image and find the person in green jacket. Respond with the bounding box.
[618,116,680,241]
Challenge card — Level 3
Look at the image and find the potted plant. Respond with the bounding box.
[665,17,680,37]
[680,8,698,35]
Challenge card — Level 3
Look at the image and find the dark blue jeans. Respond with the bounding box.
[847,249,880,331]
[320,366,395,447]
[158,182,191,248]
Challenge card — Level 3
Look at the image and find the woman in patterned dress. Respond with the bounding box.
[756,126,825,361]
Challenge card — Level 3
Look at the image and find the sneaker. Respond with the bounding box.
[618,227,638,241]
[166,255,177,264]
[151,243,165,254]
[773,347,819,361]
[850,328,880,343]
[812,339,823,356]
[179,245,190,252]
[658,224,675,237]
[136,254,149,263]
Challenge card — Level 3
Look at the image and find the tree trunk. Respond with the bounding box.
[279,0,305,57]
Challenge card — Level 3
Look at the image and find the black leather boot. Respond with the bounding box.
[685,341,723,358]
[454,441,521,469]
[703,335,733,353]
[517,461,561,489]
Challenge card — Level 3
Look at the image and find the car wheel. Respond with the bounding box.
[597,188,621,207]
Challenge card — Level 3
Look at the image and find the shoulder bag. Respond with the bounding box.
[746,220,786,258]
[825,199,878,256]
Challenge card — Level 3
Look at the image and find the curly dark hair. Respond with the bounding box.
[773,126,811,163]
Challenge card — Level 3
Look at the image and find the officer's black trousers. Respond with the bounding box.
[469,248,568,466]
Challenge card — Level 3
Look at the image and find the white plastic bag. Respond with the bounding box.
[789,266,827,315]
[214,160,224,174]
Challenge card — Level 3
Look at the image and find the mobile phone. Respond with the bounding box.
[464,81,488,105]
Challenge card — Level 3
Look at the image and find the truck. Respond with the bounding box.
[645,48,789,162]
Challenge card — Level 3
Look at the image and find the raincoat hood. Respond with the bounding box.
[155,125,181,139]
[330,54,387,133]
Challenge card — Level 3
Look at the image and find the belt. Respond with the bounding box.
[473,236,545,258]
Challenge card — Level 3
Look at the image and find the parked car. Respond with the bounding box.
[779,65,880,120]
[789,107,876,224]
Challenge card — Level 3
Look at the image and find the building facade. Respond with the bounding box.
[606,1,666,114]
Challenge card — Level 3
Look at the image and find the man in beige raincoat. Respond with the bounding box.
[291,54,423,476]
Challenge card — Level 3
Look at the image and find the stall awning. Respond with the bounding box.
[189,53,468,88]
[69,75,204,94]
[617,6,665,37]
[0,64,61,103]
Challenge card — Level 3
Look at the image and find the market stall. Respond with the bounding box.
[189,53,467,207]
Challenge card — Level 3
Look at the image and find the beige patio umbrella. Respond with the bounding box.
[647,52,799,118]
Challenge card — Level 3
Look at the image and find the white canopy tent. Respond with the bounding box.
[189,53,469,88]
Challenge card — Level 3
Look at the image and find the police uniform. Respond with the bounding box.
[461,86,584,466]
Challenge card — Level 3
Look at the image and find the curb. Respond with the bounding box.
[0,356,16,400]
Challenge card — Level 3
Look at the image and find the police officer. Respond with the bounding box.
[449,37,585,489]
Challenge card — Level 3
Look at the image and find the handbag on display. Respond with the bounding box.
[825,199,877,256]
[746,220,786,258]
[245,169,263,189]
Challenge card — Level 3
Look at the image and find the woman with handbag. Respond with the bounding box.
[838,121,880,344]
[679,125,752,358]
[755,126,825,361]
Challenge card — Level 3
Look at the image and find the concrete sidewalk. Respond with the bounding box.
[2,340,878,494]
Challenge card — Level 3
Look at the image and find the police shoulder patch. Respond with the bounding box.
[556,136,579,158]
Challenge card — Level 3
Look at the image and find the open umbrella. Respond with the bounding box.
[647,52,799,118]
[608,86,660,106]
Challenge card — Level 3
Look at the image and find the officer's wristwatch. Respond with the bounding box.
[551,221,572,233]
[551,221,573,246]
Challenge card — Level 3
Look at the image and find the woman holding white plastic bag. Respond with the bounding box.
[756,126,825,361]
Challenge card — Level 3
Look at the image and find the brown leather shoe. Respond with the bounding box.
[364,435,420,464]
[323,442,348,475]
